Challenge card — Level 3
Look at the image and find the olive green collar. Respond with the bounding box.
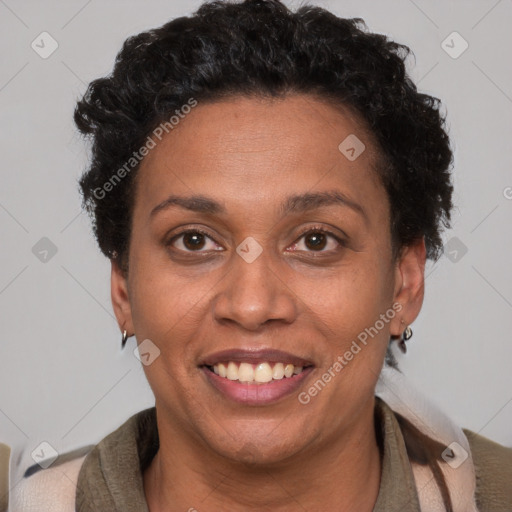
[76,398,421,511]
[373,397,421,511]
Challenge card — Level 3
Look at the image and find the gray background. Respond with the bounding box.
[1,0,511,488]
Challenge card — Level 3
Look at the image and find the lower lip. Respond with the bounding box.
[201,366,314,405]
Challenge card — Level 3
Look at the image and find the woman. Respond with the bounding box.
[12,0,511,510]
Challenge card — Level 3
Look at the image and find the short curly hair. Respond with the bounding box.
[75,0,453,274]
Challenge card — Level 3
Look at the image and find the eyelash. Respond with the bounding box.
[293,225,346,252]
[167,225,346,254]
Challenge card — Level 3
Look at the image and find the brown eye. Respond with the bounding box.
[288,228,344,253]
[167,229,223,253]
[182,232,206,251]
[304,232,327,251]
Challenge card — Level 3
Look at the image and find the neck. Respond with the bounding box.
[144,398,381,512]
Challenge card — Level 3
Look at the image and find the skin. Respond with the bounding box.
[111,94,426,511]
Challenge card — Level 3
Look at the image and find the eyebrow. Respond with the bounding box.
[150,191,367,221]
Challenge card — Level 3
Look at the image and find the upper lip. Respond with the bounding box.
[200,348,314,367]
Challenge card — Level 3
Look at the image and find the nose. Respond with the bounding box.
[212,247,298,331]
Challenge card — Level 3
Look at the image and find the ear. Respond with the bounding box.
[111,259,134,335]
[389,238,427,338]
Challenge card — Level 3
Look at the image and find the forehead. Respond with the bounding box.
[133,94,387,221]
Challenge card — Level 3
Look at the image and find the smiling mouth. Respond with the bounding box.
[204,361,312,384]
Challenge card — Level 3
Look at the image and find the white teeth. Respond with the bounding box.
[218,362,227,378]
[272,362,285,380]
[227,361,238,380]
[211,361,306,383]
[254,363,273,383]
[238,362,254,382]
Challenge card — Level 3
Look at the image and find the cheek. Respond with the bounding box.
[128,252,220,366]
[293,257,393,335]
[127,262,211,410]
[130,273,202,339]
[295,258,393,391]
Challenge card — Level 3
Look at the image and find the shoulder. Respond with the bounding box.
[10,446,93,512]
[11,408,157,512]
[464,429,512,511]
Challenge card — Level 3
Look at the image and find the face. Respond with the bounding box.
[112,94,425,464]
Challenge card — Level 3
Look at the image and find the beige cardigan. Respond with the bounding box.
[10,398,512,511]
